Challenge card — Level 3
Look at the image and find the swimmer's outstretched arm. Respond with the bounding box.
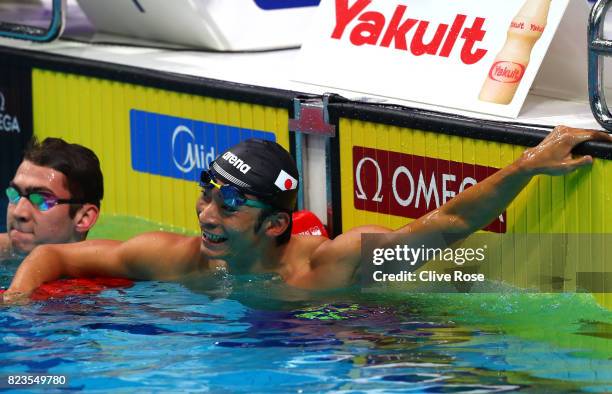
[300,126,612,289]
[4,232,201,300]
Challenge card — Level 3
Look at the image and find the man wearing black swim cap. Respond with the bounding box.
[4,126,612,300]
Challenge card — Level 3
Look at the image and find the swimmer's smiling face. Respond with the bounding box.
[196,179,269,262]
[6,161,80,255]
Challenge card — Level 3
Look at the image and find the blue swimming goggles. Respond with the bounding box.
[5,186,86,212]
[199,170,272,210]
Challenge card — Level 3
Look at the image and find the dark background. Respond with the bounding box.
[0,61,33,232]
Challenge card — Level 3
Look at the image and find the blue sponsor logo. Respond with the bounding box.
[130,110,276,181]
[254,0,320,10]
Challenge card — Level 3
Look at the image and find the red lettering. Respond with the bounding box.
[511,21,525,30]
[331,0,371,39]
[380,5,418,50]
[350,11,386,46]
[489,61,525,83]
[438,14,466,57]
[410,21,448,56]
[460,17,488,65]
[332,2,488,65]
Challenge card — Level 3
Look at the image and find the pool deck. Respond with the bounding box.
[0,0,607,130]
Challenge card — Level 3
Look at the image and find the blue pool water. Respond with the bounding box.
[1,261,611,393]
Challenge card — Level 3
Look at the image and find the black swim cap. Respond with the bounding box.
[211,139,299,211]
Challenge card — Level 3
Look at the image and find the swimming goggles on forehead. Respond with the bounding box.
[199,170,272,210]
[5,186,85,212]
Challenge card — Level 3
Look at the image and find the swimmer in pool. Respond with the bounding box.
[4,126,612,299]
[0,138,103,260]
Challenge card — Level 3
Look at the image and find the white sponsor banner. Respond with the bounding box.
[295,0,570,118]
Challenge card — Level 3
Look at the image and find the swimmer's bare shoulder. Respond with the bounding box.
[283,234,352,289]
[115,231,203,280]
[0,233,9,259]
[287,225,389,290]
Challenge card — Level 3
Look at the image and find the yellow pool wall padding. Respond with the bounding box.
[338,118,612,305]
[30,69,612,307]
[32,69,290,234]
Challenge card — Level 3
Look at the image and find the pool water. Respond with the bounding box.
[1,216,611,392]
[1,270,611,392]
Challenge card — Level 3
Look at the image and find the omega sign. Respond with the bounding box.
[0,91,21,134]
[353,146,506,233]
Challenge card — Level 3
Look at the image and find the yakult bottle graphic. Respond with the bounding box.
[479,0,552,105]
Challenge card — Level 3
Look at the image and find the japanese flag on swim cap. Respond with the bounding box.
[211,139,299,211]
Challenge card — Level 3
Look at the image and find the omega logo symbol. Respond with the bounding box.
[355,157,383,202]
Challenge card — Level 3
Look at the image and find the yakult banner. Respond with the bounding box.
[295,0,569,117]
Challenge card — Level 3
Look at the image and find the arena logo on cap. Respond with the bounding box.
[275,170,298,191]
[221,151,252,174]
